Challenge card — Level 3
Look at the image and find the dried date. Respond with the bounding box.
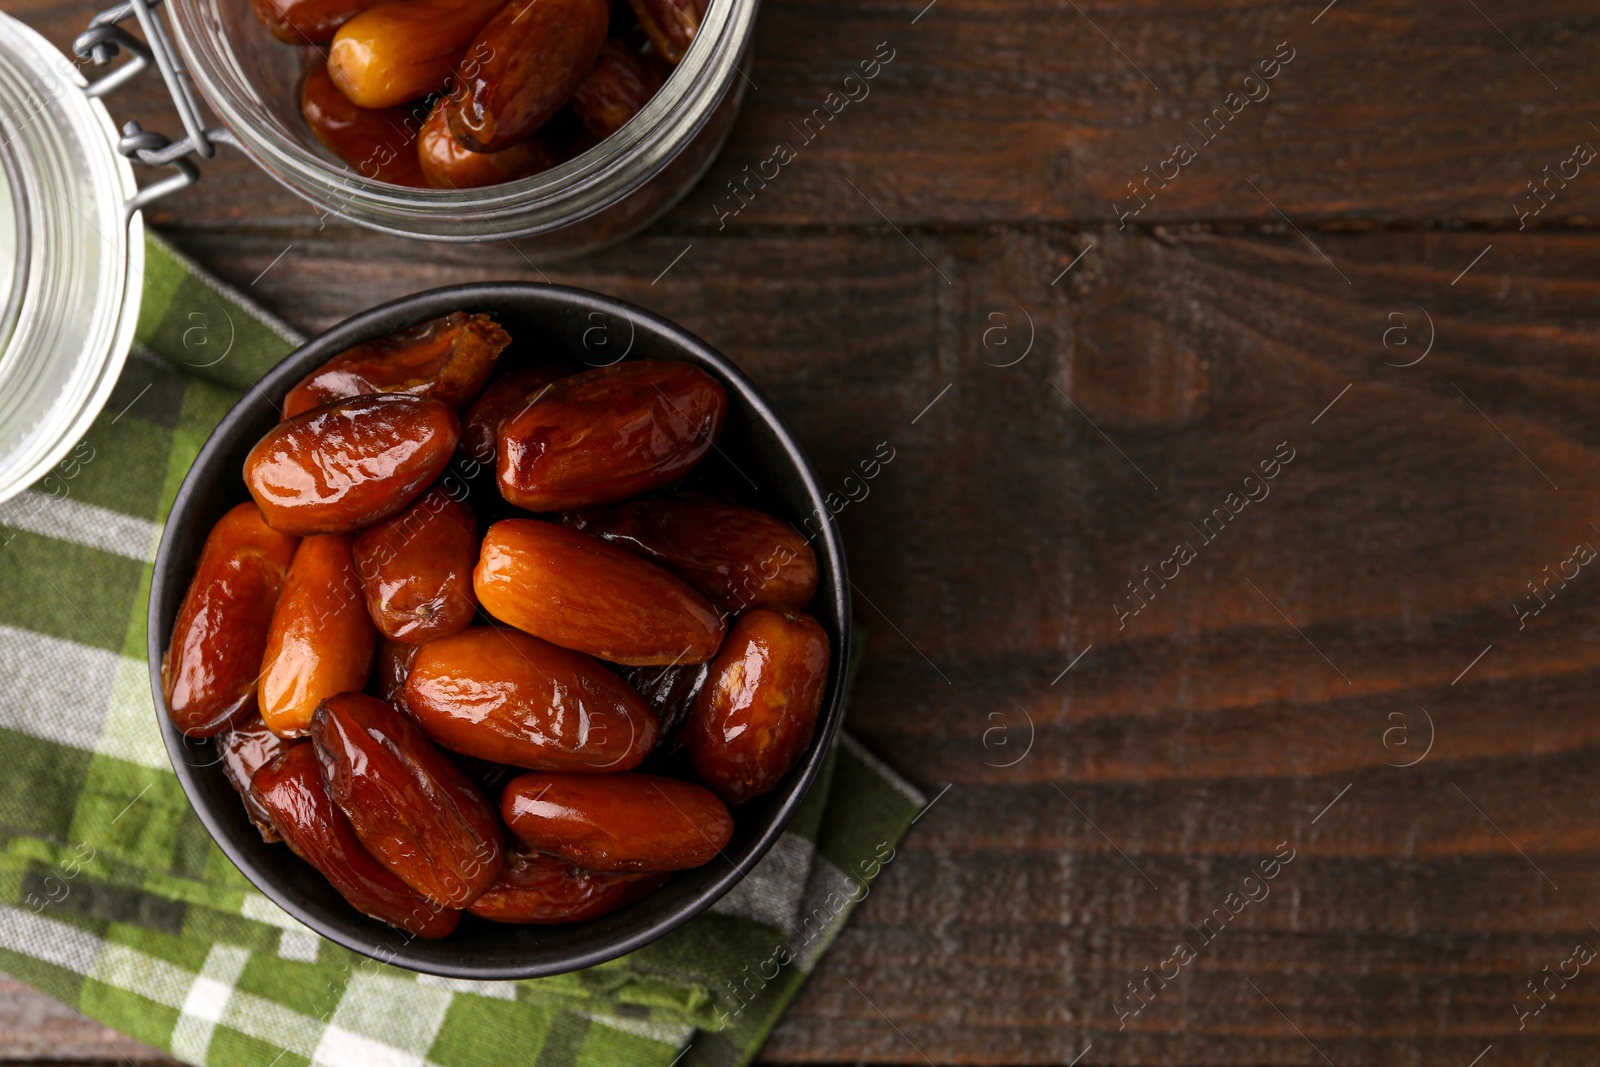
[403,626,659,770]
[460,364,571,466]
[282,312,508,418]
[258,534,377,737]
[564,492,817,612]
[501,771,733,871]
[571,38,660,140]
[245,394,460,535]
[496,359,725,511]
[299,66,428,187]
[684,609,829,803]
[467,845,667,923]
[442,0,610,152]
[220,716,291,842]
[327,0,506,109]
[417,100,557,189]
[252,743,460,937]
[163,503,299,737]
[474,519,725,665]
[352,487,478,644]
[312,693,503,907]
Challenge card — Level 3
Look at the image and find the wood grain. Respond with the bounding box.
[0,977,175,1063]
[6,0,1600,1063]
[15,0,1600,230]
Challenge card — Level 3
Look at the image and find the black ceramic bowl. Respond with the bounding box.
[147,283,850,979]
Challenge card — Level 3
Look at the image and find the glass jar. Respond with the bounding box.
[0,13,143,504]
[163,0,755,252]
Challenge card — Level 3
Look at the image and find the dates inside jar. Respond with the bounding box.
[246,0,703,188]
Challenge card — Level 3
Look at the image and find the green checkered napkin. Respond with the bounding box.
[0,231,923,1067]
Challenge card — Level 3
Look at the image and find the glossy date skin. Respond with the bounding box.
[571,38,660,140]
[299,66,427,187]
[258,534,377,738]
[252,743,460,938]
[403,626,658,770]
[327,0,505,109]
[461,365,571,466]
[443,0,610,152]
[245,394,460,535]
[417,100,556,189]
[501,772,733,871]
[312,693,504,907]
[163,503,299,737]
[475,519,725,665]
[253,0,382,45]
[496,360,727,511]
[352,487,478,644]
[564,493,818,613]
[467,845,667,923]
[685,609,830,803]
[283,312,508,418]
[627,0,705,65]
[220,716,291,842]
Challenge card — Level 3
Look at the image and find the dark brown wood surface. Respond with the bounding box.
[9,0,1600,1063]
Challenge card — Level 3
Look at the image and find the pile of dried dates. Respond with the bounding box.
[251,0,706,187]
[163,311,829,938]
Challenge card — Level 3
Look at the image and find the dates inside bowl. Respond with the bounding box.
[147,282,849,979]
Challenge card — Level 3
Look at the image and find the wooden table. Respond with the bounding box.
[11,0,1600,1063]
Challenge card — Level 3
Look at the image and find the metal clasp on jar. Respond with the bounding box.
[74,0,235,219]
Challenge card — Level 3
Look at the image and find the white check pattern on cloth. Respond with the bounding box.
[0,626,170,771]
[0,902,618,1067]
[0,905,327,1058]
[314,973,455,1067]
[170,945,251,1062]
[709,834,815,936]
[0,491,162,563]
[277,927,321,963]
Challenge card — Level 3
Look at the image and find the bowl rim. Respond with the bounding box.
[147,281,851,979]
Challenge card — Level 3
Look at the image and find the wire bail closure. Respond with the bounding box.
[73,0,234,220]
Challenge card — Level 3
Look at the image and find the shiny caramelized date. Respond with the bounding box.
[418,99,556,189]
[300,67,428,188]
[565,493,818,613]
[443,0,610,152]
[685,609,829,803]
[258,535,377,737]
[460,364,570,466]
[618,661,708,746]
[467,845,667,923]
[372,636,418,702]
[253,0,383,44]
[352,487,478,644]
[163,503,299,737]
[501,772,733,871]
[403,626,658,770]
[627,0,704,65]
[283,312,508,419]
[312,693,503,907]
[497,360,727,511]
[571,38,660,140]
[220,716,291,842]
[245,394,460,535]
[328,0,505,109]
[475,519,725,665]
[252,743,460,937]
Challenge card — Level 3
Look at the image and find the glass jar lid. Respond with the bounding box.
[0,12,143,504]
